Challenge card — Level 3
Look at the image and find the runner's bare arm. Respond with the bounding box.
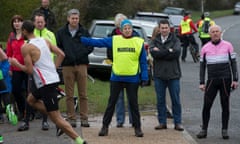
[45,40,65,68]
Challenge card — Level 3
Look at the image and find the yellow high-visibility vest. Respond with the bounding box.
[180,19,191,34]
[112,35,144,76]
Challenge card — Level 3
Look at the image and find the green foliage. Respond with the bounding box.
[191,9,233,22]
[0,0,39,41]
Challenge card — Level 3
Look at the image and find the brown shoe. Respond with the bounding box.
[154,124,167,130]
[81,120,90,127]
[174,124,184,131]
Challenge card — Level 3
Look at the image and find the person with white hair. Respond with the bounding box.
[197,25,238,139]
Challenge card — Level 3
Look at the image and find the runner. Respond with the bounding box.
[9,20,86,144]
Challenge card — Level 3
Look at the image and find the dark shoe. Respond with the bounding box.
[68,119,77,128]
[154,124,167,130]
[35,112,42,119]
[116,123,123,128]
[196,130,207,139]
[222,129,229,139]
[18,122,29,131]
[56,126,64,137]
[135,127,144,137]
[98,126,108,136]
[42,122,49,131]
[81,120,90,127]
[29,113,35,121]
[174,124,184,131]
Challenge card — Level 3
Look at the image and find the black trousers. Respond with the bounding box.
[202,78,231,130]
[0,93,10,113]
[12,71,28,116]
[102,81,141,128]
[181,34,199,60]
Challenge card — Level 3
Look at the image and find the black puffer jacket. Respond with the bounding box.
[149,32,181,80]
[56,23,93,66]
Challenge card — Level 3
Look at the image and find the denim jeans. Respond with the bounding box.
[115,90,132,125]
[154,77,182,125]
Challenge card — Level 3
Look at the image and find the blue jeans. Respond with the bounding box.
[154,78,182,125]
[115,90,132,124]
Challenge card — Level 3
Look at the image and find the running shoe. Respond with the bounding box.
[6,104,18,125]
[18,122,29,131]
[56,126,64,136]
[0,134,3,144]
[75,136,87,144]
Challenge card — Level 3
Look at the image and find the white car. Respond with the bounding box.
[130,19,158,39]
[88,20,149,72]
[233,2,240,15]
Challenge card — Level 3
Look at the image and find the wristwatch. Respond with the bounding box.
[168,48,173,52]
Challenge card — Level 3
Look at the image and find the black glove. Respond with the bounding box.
[140,80,149,87]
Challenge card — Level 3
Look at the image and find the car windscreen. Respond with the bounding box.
[134,15,168,23]
[169,15,183,26]
[92,24,115,38]
[163,8,182,15]
[132,26,146,40]
[92,24,145,40]
[142,25,155,38]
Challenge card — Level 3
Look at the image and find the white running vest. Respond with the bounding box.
[29,38,59,88]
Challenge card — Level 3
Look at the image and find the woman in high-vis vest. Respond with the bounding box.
[80,19,148,138]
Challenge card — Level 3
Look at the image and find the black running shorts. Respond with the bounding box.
[31,82,59,112]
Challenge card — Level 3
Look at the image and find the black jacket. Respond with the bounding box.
[56,23,93,66]
[149,32,181,80]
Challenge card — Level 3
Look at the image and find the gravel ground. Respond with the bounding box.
[1,112,197,144]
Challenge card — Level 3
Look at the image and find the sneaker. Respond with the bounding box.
[42,121,49,131]
[56,126,64,136]
[0,135,3,144]
[6,104,18,125]
[75,136,87,144]
[18,122,29,131]
[81,120,90,127]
